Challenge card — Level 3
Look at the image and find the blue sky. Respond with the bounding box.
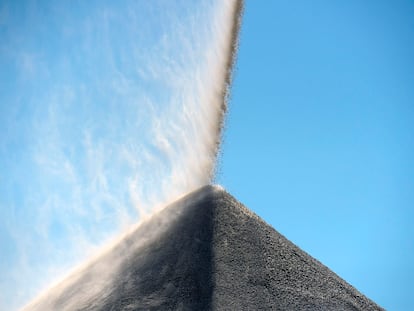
[218,1,414,310]
[1,1,413,310]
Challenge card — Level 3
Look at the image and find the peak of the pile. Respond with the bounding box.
[164,184,227,209]
[189,183,226,195]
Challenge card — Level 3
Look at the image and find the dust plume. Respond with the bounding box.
[14,0,243,310]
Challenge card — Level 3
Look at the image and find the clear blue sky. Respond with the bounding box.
[218,1,414,310]
[1,1,413,310]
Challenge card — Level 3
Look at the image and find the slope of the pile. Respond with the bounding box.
[23,185,384,311]
[209,189,384,311]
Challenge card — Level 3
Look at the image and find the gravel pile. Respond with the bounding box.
[24,185,384,310]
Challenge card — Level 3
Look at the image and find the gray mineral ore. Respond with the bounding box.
[23,185,384,311]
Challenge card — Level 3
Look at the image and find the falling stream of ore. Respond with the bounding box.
[11,0,242,310]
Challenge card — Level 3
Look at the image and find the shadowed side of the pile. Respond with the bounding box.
[23,185,384,310]
[101,187,217,310]
[23,188,217,311]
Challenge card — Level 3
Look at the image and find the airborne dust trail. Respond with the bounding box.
[137,0,243,212]
[20,0,243,310]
